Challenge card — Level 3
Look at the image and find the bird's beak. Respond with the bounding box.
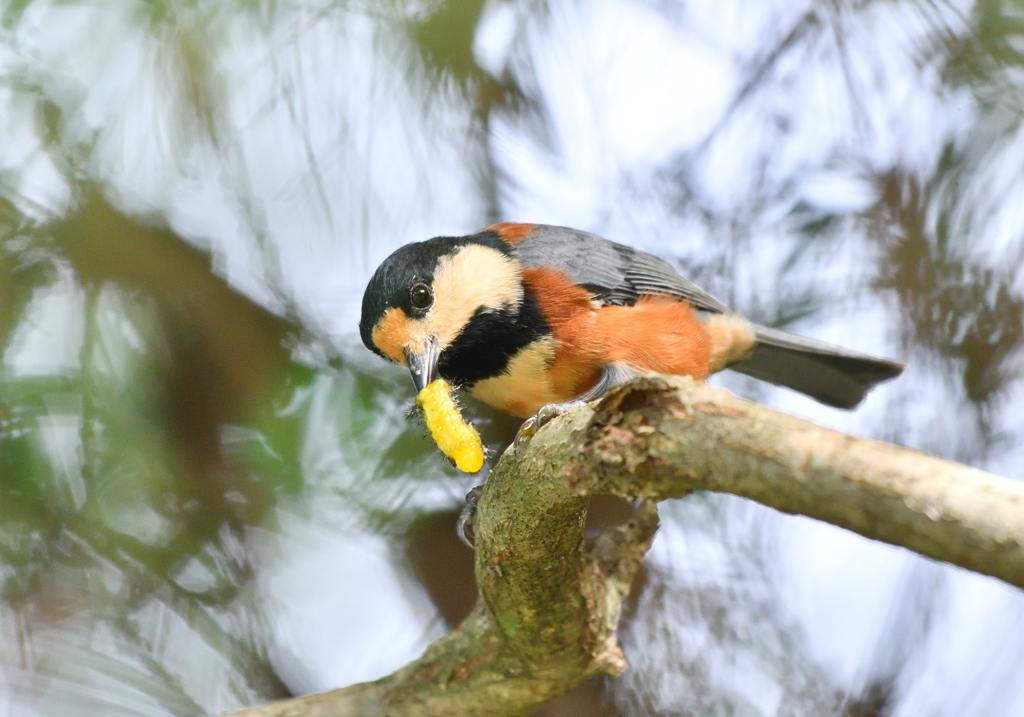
[405,337,440,393]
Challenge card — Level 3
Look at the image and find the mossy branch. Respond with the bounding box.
[224,376,1024,716]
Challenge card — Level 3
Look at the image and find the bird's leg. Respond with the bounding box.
[513,362,637,455]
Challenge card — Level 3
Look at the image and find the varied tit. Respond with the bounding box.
[359,223,903,427]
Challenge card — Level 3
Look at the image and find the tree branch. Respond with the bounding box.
[225,375,1024,717]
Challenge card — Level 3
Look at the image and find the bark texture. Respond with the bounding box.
[225,376,1024,717]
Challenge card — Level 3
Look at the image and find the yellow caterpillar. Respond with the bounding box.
[416,379,484,473]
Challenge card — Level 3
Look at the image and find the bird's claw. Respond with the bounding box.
[457,485,483,548]
[513,401,585,456]
[512,416,538,456]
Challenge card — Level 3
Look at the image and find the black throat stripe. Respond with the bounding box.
[437,283,549,386]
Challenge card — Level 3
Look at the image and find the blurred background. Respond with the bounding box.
[0,0,1022,714]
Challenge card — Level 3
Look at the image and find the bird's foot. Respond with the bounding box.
[513,400,587,456]
[456,485,484,548]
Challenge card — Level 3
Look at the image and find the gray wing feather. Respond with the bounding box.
[512,225,729,312]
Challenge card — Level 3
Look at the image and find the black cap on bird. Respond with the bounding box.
[359,231,551,406]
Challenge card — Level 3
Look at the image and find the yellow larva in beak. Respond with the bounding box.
[416,379,484,473]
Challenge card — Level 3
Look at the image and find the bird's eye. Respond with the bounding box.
[409,283,433,310]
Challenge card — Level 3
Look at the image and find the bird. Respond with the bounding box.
[359,223,904,434]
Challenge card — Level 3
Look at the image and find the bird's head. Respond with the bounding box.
[359,233,529,392]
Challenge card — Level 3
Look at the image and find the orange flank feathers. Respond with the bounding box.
[521,267,605,399]
[599,298,712,379]
[522,267,713,402]
[485,223,536,244]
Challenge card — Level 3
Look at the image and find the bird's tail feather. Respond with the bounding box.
[726,325,903,409]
